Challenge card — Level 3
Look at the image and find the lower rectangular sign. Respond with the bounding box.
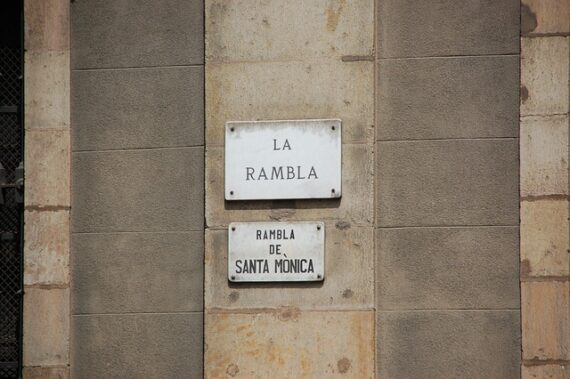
[228,222,325,282]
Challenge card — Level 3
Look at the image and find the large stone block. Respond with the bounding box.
[377,56,519,140]
[521,37,569,116]
[24,0,69,52]
[377,310,521,379]
[72,313,203,378]
[521,0,570,35]
[24,210,69,286]
[72,147,204,232]
[71,0,203,68]
[521,115,569,196]
[377,0,519,58]
[25,129,70,207]
[206,61,374,145]
[206,144,373,227]
[205,310,374,378]
[205,0,373,62]
[376,139,519,227]
[522,364,570,379]
[72,67,204,151]
[376,226,519,309]
[24,51,69,129]
[72,231,203,314]
[522,281,570,360]
[23,288,69,366]
[205,226,373,310]
[521,199,570,277]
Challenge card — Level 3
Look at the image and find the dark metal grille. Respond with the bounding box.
[0,30,23,379]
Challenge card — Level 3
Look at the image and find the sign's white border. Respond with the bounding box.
[224,119,342,200]
[228,221,325,282]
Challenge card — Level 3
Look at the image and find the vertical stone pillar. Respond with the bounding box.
[69,1,205,377]
[22,0,70,377]
[520,1,570,377]
[375,0,521,377]
[204,1,375,377]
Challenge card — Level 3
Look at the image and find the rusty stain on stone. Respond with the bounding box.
[277,307,301,322]
[521,259,531,278]
[521,85,529,103]
[521,3,538,35]
[325,0,346,32]
[337,357,351,373]
[226,363,239,377]
[342,289,354,298]
[336,220,351,230]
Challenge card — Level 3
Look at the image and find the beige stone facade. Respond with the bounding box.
[520,0,570,377]
[16,0,569,378]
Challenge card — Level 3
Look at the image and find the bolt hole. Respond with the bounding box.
[317,225,321,230]
[230,190,234,195]
[331,188,335,193]
[231,227,236,231]
[230,127,235,132]
[331,126,335,130]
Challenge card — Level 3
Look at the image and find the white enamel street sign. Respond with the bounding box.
[228,222,325,282]
[225,119,342,200]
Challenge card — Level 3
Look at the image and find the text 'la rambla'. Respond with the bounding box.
[245,139,318,181]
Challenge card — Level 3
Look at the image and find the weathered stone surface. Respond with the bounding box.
[72,67,204,151]
[376,227,519,309]
[377,56,519,140]
[521,37,569,116]
[24,210,69,286]
[25,51,69,129]
[205,310,374,378]
[72,147,204,232]
[376,139,519,227]
[72,313,203,378]
[205,0,373,62]
[521,0,570,35]
[24,0,69,52]
[205,226,373,310]
[205,61,374,145]
[521,199,569,278]
[206,144,373,227]
[377,0,519,58]
[23,288,69,366]
[23,366,69,379]
[25,129,70,207]
[71,0,203,68]
[522,364,570,379]
[377,310,521,379]
[72,231,203,313]
[522,281,570,360]
[521,115,569,196]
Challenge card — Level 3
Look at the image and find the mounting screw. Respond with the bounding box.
[230,127,235,132]
[317,274,322,279]
[231,226,236,231]
[230,275,235,280]
[230,190,234,195]
[331,125,335,131]
[317,225,321,231]
[331,188,335,194]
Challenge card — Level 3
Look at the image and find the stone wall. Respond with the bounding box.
[69,1,205,377]
[520,0,570,377]
[375,0,521,377]
[23,0,71,377]
[204,1,376,377]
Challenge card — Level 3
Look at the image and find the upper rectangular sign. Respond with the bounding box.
[225,119,342,200]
